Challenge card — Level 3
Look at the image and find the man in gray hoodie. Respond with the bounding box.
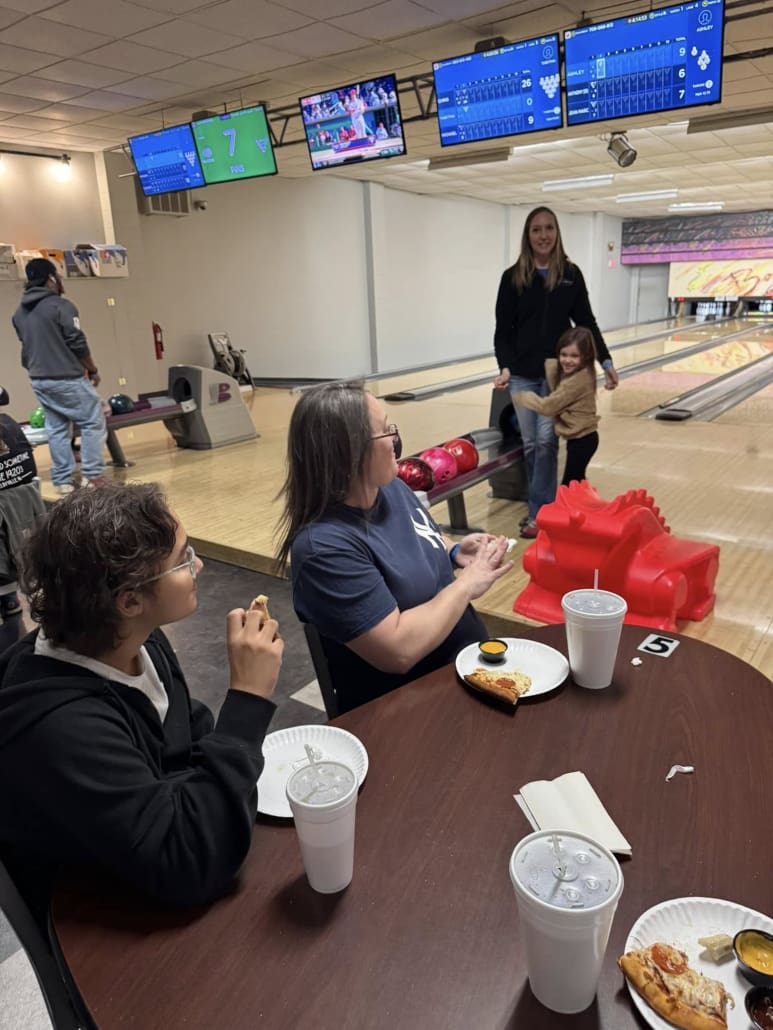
[11,257,106,495]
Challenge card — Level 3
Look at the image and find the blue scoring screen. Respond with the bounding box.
[128,123,206,196]
[433,35,562,147]
[564,0,724,126]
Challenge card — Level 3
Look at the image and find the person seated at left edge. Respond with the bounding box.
[0,482,283,926]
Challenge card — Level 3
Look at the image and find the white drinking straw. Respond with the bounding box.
[593,568,599,591]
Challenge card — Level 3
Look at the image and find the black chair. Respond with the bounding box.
[0,852,96,1030]
[302,623,339,719]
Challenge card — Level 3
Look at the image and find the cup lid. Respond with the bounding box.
[286,760,355,807]
[562,589,627,617]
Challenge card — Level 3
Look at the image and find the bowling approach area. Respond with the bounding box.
[31,313,773,680]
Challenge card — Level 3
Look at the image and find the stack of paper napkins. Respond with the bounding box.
[514,770,631,856]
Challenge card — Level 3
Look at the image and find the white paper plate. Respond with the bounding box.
[455,638,569,699]
[257,725,369,819]
[623,896,773,1030]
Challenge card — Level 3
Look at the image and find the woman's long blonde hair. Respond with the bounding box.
[512,205,569,293]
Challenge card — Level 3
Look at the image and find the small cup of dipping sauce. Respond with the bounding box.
[478,639,508,664]
[735,930,773,987]
[746,985,773,1030]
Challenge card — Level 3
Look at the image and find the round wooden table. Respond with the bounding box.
[53,624,772,1029]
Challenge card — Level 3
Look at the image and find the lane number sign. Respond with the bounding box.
[638,633,680,658]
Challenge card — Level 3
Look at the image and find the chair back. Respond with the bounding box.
[0,852,94,1029]
[302,623,339,719]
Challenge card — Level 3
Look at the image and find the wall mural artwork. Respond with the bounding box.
[622,210,773,264]
[668,259,773,298]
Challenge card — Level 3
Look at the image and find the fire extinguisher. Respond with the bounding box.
[152,322,164,360]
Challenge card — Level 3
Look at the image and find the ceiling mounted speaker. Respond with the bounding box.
[607,132,637,168]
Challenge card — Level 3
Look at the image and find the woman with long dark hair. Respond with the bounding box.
[493,206,618,538]
[276,381,512,714]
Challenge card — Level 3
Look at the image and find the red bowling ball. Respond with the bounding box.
[419,447,458,485]
[442,437,479,474]
[396,457,435,492]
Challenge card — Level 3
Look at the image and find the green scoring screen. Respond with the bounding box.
[192,106,277,185]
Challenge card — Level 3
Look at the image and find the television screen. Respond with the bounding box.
[191,105,277,185]
[432,36,562,147]
[564,0,725,126]
[299,73,406,171]
[128,122,206,197]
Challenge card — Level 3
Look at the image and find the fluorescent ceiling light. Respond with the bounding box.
[668,202,725,212]
[542,174,614,191]
[615,189,678,203]
[428,147,510,170]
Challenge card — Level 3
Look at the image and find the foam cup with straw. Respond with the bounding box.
[510,828,624,1013]
[561,570,627,689]
[286,745,358,893]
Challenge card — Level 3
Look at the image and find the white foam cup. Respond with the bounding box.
[286,760,358,893]
[561,589,627,689]
[509,829,624,1014]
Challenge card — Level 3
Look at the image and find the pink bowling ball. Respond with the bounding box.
[419,447,458,485]
[442,437,479,474]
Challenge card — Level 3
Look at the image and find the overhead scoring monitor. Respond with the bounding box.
[432,35,562,147]
[128,122,206,197]
[191,105,277,185]
[563,0,725,126]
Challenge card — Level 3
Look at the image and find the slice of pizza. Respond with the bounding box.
[463,667,531,704]
[619,942,734,1030]
[249,594,271,618]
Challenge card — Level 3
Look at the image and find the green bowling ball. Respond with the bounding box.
[29,407,46,428]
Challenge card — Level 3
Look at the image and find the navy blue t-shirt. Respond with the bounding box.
[291,478,486,713]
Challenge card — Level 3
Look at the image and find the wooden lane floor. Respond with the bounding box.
[32,363,773,680]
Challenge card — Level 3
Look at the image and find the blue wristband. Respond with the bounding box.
[602,359,613,370]
[449,544,461,567]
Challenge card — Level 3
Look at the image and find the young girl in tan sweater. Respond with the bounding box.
[513,327,599,533]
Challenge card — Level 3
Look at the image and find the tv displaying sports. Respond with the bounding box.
[191,105,277,185]
[299,73,406,171]
[564,0,725,126]
[128,122,206,197]
[432,35,562,147]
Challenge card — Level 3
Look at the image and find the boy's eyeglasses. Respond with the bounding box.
[139,544,198,586]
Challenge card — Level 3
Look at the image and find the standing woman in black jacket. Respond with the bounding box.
[493,206,619,538]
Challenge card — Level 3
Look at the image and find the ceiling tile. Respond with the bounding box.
[55,121,125,138]
[1,112,76,130]
[63,89,147,110]
[331,1,443,41]
[187,0,312,38]
[104,75,187,100]
[151,59,247,87]
[0,0,61,11]
[127,0,216,11]
[0,16,112,57]
[267,22,369,59]
[0,74,89,101]
[126,19,243,58]
[31,101,110,120]
[34,59,133,88]
[41,0,171,35]
[205,40,303,73]
[78,40,184,73]
[0,41,56,73]
[273,0,380,14]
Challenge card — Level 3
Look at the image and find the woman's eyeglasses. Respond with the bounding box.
[372,423,399,440]
[139,544,198,586]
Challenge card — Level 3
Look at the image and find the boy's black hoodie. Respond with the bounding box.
[0,628,274,919]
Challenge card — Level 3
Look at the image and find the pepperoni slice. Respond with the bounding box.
[652,943,688,975]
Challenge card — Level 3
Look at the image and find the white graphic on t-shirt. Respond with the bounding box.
[410,505,444,549]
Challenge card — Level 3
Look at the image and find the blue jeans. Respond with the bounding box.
[509,376,558,520]
[32,378,106,484]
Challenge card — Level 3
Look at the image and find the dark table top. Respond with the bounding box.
[52,624,772,1030]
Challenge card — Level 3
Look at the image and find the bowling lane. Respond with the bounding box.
[372,355,494,399]
[606,321,773,416]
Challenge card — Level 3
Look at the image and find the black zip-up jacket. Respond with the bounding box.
[493,263,612,380]
[0,628,275,919]
[12,285,91,379]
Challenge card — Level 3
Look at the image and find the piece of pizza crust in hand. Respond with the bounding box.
[249,594,271,619]
[463,667,531,704]
[618,942,734,1030]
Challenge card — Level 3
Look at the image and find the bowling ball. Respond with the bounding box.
[29,407,46,428]
[108,393,134,415]
[419,447,458,485]
[442,438,479,474]
[396,457,434,492]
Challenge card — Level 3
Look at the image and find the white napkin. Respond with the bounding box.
[514,770,632,856]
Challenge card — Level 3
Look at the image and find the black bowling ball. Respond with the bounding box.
[108,393,134,415]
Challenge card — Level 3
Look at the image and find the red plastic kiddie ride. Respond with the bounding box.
[514,481,720,633]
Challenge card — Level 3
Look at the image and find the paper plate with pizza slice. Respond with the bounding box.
[622,897,773,1030]
[455,638,569,706]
